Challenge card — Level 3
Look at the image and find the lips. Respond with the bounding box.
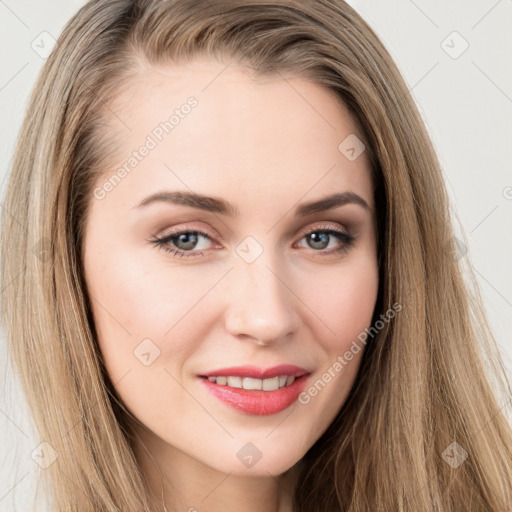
[198,365,310,415]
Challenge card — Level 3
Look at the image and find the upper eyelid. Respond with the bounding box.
[159,222,349,239]
[301,224,348,235]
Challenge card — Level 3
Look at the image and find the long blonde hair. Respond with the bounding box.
[1,0,511,510]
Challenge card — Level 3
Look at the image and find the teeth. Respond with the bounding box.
[286,376,295,386]
[262,377,279,391]
[243,377,262,390]
[227,376,242,388]
[207,375,298,390]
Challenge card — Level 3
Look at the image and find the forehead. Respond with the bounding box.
[95,57,374,212]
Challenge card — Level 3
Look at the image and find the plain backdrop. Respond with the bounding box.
[0,1,511,510]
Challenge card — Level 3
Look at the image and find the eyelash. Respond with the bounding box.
[149,225,355,260]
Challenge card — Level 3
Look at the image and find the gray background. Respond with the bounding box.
[1,1,511,509]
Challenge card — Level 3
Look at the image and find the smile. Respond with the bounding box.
[199,365,310,415]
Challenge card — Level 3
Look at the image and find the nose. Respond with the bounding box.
[223,256,300,346]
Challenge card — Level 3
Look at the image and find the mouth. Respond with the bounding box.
[198,365,311,415]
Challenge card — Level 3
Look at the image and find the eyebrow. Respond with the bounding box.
[133,190,372,216]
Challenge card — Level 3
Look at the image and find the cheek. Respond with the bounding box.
[83,249,219,427]
[291,260,378,434]
[302,258,379,352]
[83,244,220,381]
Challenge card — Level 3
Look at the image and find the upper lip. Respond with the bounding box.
[200,365,310,379]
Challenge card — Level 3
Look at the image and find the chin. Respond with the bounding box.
[211,443,307,478]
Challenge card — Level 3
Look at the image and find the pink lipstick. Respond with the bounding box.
[199,365,310,415]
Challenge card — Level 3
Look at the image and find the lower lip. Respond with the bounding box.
[199,375,309,416]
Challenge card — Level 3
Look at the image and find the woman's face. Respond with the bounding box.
[83,57,378,479]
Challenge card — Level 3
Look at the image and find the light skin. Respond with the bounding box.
[82,57,379,512]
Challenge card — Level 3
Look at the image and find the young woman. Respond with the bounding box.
[1,0,511,510]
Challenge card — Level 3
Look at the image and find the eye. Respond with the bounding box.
[296,226,355,255]
[149,229,214,259]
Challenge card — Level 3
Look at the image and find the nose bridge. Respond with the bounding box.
[223,249,299,344]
